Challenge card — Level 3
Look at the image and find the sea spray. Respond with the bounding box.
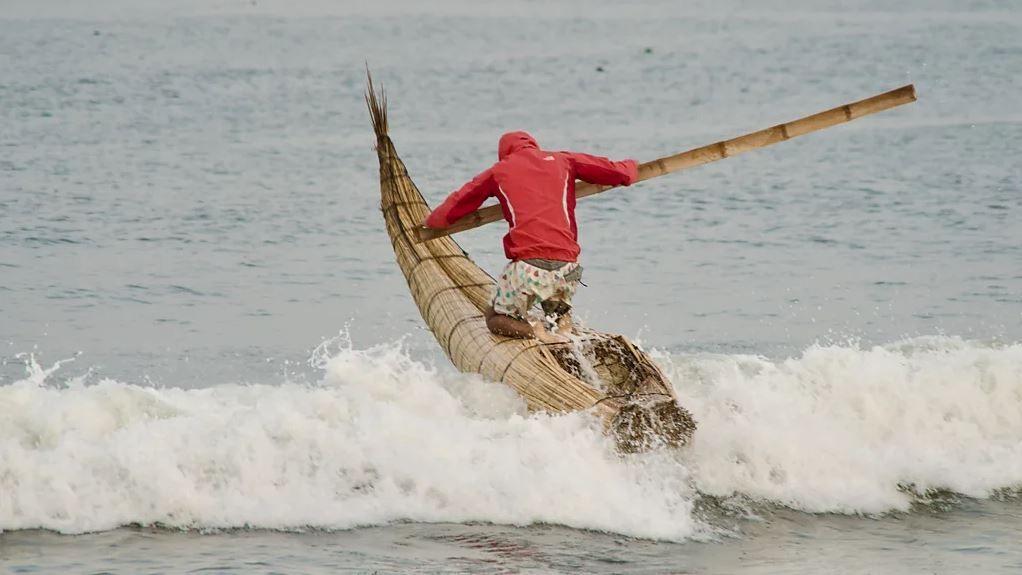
[0,341,697,538]
[661,336,1022,514]
[3,336,1020,537]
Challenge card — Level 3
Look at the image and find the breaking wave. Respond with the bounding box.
[664,336,1022,514]
[1,335,1020,539]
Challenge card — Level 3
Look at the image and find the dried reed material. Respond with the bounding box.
[366,72,695,451]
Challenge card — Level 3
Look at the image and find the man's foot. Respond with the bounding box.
[535,330,571,344]
[555,313,574,337]
[532,322,571,344]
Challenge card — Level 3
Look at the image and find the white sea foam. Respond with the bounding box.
[668,337,1022,514]
[0,340,695,538]
[2,336,1020,538]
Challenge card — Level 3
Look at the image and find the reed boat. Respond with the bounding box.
[365,75,917,451]
[366,81,696,451]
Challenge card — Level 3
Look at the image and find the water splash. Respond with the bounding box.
[2,336,1020,537]
[663,336,1022,514]
[0,343,697,538]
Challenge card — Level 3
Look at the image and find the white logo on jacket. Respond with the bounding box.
[497,186,517,228]
[561,173,571,225]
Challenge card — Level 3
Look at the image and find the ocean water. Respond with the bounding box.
[2,0,1021,573]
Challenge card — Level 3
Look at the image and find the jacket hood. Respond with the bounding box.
[498,131,539,160]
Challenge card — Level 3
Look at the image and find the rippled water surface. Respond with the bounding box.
[2,0,1021,573]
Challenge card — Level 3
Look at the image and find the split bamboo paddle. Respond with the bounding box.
[413,84,917,244]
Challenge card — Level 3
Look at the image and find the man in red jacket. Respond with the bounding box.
[423,131,639,343]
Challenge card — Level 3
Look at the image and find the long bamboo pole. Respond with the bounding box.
[414,84,916,244]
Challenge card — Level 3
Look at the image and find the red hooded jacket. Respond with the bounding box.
[424,131,639,262]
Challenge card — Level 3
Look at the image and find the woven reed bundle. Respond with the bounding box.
[366,76,695,450]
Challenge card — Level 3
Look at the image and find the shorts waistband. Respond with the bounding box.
[520,258,572,271]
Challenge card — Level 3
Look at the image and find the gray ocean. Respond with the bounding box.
[2,0,1021,572]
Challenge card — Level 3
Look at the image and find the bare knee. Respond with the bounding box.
[485,313,501,335]
[484,306,499,334]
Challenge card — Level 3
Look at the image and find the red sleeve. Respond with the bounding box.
[424,168,499,228]
[564,153,639,187]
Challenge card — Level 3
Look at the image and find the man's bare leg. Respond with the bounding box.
[485,306,533,338]
[485,306,568,343]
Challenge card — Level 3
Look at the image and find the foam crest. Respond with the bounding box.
[665,337,1022,513]
[3,336,1020,537]
[0,342,696,538]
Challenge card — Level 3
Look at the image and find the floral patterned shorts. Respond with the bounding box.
[491,260,581,320]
